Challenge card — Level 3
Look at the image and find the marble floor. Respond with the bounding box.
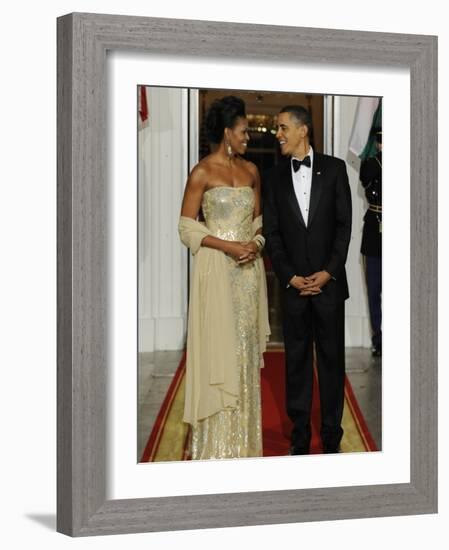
[138,347,382,460]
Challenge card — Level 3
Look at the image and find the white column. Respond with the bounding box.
[333,96,372,347]
[139,87,189,352]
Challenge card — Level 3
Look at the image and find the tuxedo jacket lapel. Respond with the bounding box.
[281,160,307,229]
[308,153,323,227]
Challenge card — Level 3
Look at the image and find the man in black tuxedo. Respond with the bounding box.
[263,106,352,454]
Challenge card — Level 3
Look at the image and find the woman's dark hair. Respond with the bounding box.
[205,96,246,144]
[279,105,313,138]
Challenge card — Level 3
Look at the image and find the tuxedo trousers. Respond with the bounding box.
[281,290,345,451]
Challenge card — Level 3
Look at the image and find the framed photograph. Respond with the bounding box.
[57,12,437,536]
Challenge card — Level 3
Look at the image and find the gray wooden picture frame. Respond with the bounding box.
[57,12,437,537]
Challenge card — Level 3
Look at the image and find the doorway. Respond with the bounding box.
[196,89,325,344]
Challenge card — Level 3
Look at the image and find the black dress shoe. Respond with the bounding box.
[290,446,310,455]
[322,446,340,454]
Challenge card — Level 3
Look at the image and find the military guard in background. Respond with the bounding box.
[360,128,382,357]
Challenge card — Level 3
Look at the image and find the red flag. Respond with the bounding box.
[138,86,149,129]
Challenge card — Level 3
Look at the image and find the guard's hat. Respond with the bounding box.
[371,126,382,143]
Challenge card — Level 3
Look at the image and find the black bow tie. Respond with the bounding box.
[292,156,311,172]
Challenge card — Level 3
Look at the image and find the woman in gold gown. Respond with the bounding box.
[178,96,270,460]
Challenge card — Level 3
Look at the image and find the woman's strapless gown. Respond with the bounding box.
[190,186,263,460]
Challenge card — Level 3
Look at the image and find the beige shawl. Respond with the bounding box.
[178,215,270,426]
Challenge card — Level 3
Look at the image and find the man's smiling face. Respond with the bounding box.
[276,111,308,157]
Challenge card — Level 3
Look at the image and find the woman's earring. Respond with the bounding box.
[225,140,233,158]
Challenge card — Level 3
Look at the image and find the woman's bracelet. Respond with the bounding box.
[251,234,265,251]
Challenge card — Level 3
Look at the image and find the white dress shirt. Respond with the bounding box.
[291,146,313,226]
[286,147,336,287]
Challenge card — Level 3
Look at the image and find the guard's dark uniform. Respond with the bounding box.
[360,150,382,356]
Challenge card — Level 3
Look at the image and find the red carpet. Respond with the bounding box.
[141,349,377,462]
[261,350,377,455]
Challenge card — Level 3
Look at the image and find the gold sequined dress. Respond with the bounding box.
[190,186,263,460]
